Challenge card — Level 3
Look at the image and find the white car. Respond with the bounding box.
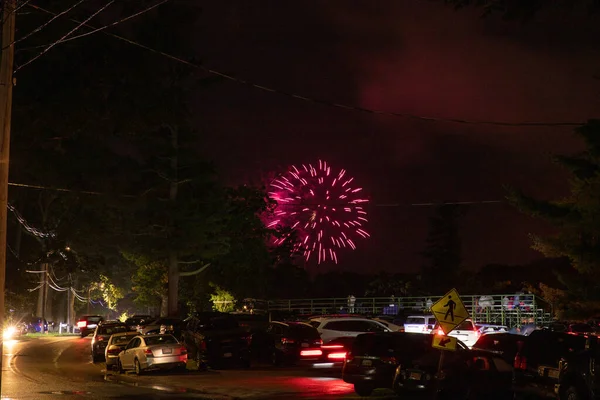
[371,318,404,332]
[117,334,187,374]
[309,317,391,343]
[403,315,436,334]
[435,319,480,348]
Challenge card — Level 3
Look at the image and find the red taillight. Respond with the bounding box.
[281,337,295,344]
[300,349,323,357]
[180,346,187,355]
[514,354,527,370]
[77,321,87,328]
[144,348,154,357]
[107,348,121,355]
[322,344,345,349]
[328,352,347,360]
[437,328,445,336]
[96,336,105,342]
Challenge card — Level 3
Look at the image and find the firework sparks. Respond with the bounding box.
[268,160,370,264]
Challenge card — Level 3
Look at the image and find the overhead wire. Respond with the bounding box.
[15,0,115,72]
[3,0,88,50]
[25,2,584,128]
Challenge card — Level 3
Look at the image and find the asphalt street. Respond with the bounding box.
[1,336,398,399]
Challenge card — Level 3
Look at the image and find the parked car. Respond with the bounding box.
[77,315,103,338]
[91,321,128,362]
[393,341,513,399]
[117,334,187,374]
[124,315,152,331]
[251,321,323,365]
[472,332,527,364]
[513,329,589,399]
[105,331,140,370]
[434,319,480,348]
[181,312,251,369]
[557,335,600,400]
[343,332,443,396]
[309,317,390,343]
[22,316,48,333]
[403,315,436,334]
[371,318,404,332]
[137,318,182,336]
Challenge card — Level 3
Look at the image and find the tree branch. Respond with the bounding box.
[179,263,211,277]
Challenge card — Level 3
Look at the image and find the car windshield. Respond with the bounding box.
[289,324,320,339]
[112,334,137,345]
[406,317,425,324]
[145,335,178,346]
[87,317,102,323]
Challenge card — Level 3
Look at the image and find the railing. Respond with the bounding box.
[267,294,553,329]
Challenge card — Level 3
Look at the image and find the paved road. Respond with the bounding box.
[2,336,398,399]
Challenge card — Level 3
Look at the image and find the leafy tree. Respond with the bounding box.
[420,204,467,294]
[209,284,236,313]
[364,272,413,297]
[507,120,600,303]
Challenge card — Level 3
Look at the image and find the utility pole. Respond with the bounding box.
[0,0,17,387]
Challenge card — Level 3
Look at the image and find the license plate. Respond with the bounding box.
[410,372,422,380]
[361,359,372,366]
[301,343,309,348]
[162,348,172,354]
[223,352,232,358]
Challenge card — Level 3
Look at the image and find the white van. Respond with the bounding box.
[403,315,436,334]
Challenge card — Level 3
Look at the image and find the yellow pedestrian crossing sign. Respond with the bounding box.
[431,288,469,335]
[432,334,458,352]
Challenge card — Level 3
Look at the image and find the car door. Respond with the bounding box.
[122,338,140,368]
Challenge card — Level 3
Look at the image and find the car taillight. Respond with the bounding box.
[380,356,397,365]
[281,337,295,344]
[179,346,187,355]
[144,349,154,357]
[96,336,105,342]
[107,348,121,355]
[300,349,322,357]
[322,344,344,349]
[437,328,445,336]
[77,321,87,328]
[327,352,347,360]
[514,354,527,370]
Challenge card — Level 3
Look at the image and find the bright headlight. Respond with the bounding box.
[3,326,17,339]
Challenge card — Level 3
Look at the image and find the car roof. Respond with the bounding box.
[110,331,139,337]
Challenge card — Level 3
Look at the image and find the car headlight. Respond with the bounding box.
[3,326,17,339]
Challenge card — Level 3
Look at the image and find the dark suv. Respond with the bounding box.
[91,321,128,362]
[182,312,251,369]
[513,329,589,399]
[77,315,104,338]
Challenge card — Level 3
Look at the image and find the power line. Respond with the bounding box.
[26,3,584,128]
[15,0,115,72]
[3,0,87,51]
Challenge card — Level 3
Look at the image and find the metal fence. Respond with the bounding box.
[267,293,553,328]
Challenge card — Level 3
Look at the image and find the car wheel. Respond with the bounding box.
[564,387,580,400]
[354,383,374,397]
[134,359,143,375]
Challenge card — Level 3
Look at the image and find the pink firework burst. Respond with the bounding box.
[267,160,370,264]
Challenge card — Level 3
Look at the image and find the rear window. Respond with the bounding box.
[145,335,178,346]
[353,334,432,356]
[309,321,320,328]
[87,316,102,323]
[113,335,137,345]
[457,320,475,330]
[99,325,127,335]
[288,324,320,339]
[406,317,425,324]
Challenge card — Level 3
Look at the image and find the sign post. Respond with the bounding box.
[430,288,470,400]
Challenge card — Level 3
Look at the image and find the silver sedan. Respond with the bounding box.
[105,331,140,369]
[117,334,187,374]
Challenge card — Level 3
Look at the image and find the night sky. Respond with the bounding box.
[191,1,600,273]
